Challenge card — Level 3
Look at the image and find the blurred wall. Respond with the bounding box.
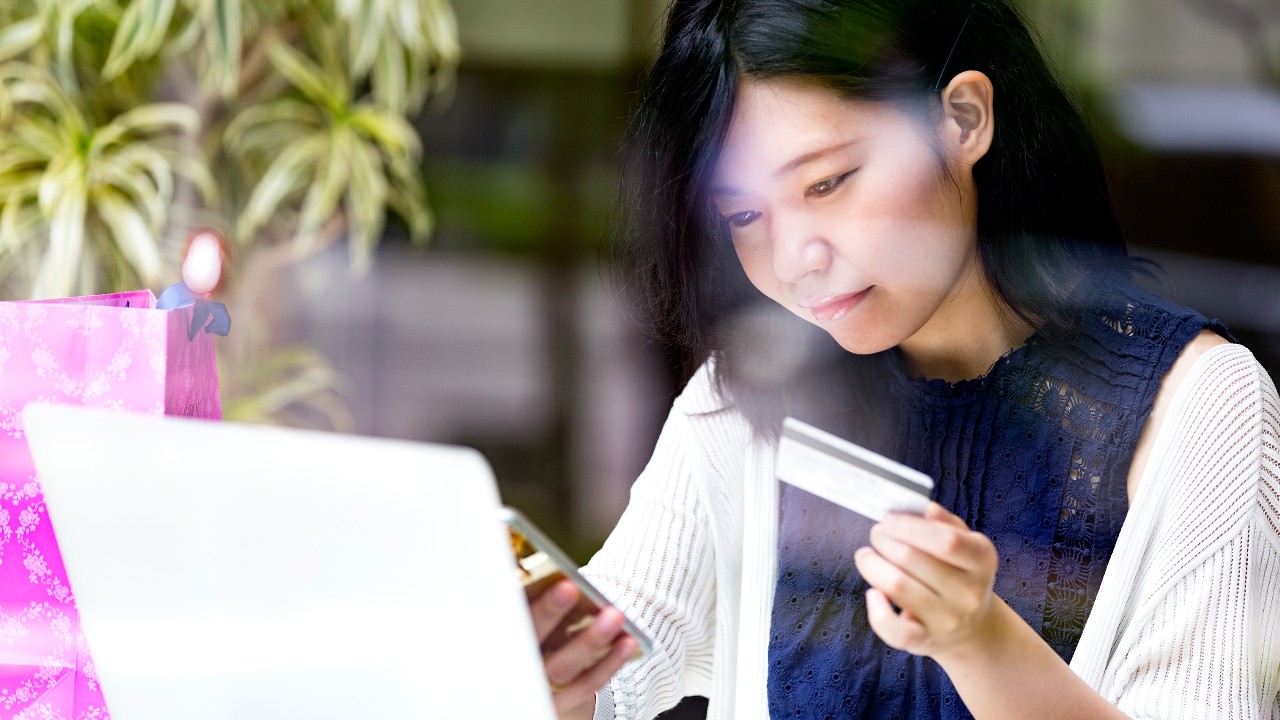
[1022,1,1280,378]
[455,0,628,66]
[454,0,668,67]
[1022,0,1259,83]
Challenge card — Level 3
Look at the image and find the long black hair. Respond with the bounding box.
[615,0,1139,434]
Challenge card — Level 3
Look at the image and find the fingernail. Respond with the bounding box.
[552,581,576,608]
[596,609,623,636]
[618,636,640,660]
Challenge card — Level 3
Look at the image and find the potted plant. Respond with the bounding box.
[0,0,459,425]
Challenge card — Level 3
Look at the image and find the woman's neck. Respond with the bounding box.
[897,267,1035,383]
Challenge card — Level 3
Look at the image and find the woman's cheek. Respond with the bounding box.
[733,238,779,296]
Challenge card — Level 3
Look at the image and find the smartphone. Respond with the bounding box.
[500,506,652,659]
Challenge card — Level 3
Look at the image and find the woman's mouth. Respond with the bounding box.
[806,288,870,323]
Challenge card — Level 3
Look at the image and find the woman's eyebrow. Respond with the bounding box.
[772,140,861,180]
[709,139,862,200]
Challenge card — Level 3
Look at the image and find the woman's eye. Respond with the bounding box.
[806,172,853,197]
[723,210,761,228]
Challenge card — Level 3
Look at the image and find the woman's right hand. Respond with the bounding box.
[530,578,639,720]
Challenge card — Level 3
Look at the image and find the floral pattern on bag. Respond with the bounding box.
[0,291,221,720]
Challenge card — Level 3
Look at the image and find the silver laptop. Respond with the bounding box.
[23,403,555,720]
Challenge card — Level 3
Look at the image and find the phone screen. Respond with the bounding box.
[501,507,652,658]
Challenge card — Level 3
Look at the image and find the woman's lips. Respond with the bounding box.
[806,288,870,323]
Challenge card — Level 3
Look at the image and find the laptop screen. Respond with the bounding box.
[24,403,554,720]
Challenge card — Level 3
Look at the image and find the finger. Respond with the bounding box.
[529,579,578,642]
[882,504,964,535]
[868,523,966,596]
[877,513,994,574]
[854,546,940,618]
[864,587,926,652]
[545,606,627,688]
[551,635,638,715]
[923,502,967,528]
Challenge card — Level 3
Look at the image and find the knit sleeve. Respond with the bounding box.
[1086,343,1280,718]
[581,371,722,720]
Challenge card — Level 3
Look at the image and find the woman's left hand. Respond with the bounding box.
[853,502,1000,660]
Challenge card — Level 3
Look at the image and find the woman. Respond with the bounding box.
[529,1,1280,718]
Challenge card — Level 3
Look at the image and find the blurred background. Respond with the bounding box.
[2,1,1278,717]
[295,0,1280,551]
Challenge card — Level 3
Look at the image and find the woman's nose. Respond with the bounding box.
[771,217,831,285]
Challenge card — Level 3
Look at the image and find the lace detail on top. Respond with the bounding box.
[767,272,1228,719]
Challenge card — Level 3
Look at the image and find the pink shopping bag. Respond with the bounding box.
[0,290,221,720]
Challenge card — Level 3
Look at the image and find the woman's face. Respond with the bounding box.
[710,77,986,359]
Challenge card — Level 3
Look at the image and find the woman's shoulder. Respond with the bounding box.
[1035,272,1230,421]
[1077,270,1229,346]
[1138,339,1278,533]
[668,357,762,449]
[1150,327,1274,444]
[1125,330,1232,500]
[672,359,729,415]
[673,357,756,420]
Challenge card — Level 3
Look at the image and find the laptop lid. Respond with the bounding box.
[23,403,554,720]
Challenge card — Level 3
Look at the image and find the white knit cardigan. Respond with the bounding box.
[582,343,1280,720]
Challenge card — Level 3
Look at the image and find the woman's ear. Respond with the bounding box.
[939,70,994,165]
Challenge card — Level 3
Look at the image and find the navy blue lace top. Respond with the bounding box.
[767,272,1226,719]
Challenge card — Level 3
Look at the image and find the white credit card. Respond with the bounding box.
[776,417,933,521]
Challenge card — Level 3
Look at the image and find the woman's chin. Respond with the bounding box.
[827,330,896,357]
